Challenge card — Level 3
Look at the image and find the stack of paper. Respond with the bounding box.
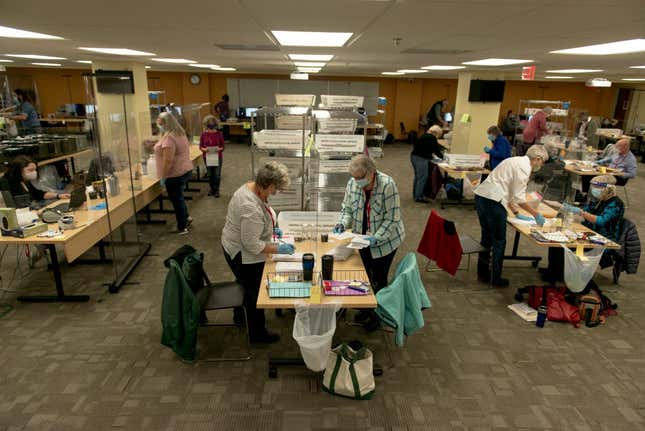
[272,252,314,262]
[348,235,371,250]
[275,262,303,273]
[507,303,538,322]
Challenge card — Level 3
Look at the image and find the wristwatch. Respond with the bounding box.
[56,193,60,199]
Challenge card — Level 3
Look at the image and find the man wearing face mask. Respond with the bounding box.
[474,145,549,287]
[334,155,405,330]
[483,125,512,170]
[0,156,70,204]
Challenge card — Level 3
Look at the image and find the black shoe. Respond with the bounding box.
[364,313,380,332]
[214,192,220,198]
[477,272,491,283]
[354,310,371,323]
[491,278,509,288]
[207,191,214,196]
[250,332,280,344]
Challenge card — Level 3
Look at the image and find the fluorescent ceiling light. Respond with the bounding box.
[293,61,326,67]
[421,65,466,70]
[31,62,61,66]
[382,72,404,75]
[290,73,309,81]
[297,67,321,73]
[78,47,155,56]
[545,76,573,79]
[622,78,645,81]
[0,59,14,63]
[546,69,603,73]
[551,39,645,55]
[397,69,428,73]
[212,67,236,71]
[0,25,63,40]
[145,66,151,69]
[189,63,219,68]
[288,54,334,61]
[630,65,645,69]
[152,58,195,64]
[462,58,533,66]
[76,60,92,64]
[6,54,66,60]
[271,31,352,47]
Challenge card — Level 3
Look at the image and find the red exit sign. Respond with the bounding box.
[522,65,536,80]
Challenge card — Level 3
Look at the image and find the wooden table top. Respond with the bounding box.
[564,162,622,177]
[437,163,490,176]
[256,239,377,309]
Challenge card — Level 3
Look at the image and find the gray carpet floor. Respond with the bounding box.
[0,143,644,431]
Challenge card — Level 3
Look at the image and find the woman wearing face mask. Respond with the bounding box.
[334,155,405,330]
[154,112,194,235]
[0,156,70,203]
[483,125,512,171]
[473,145,549,287]
[542,175,625,283]
[221,161,294,343]
[199,115,225,197]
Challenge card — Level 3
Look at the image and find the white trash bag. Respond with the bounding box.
[563,245,604,293]
[292,301,342,372]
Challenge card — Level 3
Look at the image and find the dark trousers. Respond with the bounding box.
[222,125,230,140]
[475,196,507,282]
[165,170,192,230]
[359,248,397,293]
[207,164,222,194]
[223,250,267,337]
[411,154,429,201]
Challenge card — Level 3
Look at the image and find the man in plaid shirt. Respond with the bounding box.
[335,155,405,329]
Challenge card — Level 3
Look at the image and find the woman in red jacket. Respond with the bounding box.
[199,115,225,197]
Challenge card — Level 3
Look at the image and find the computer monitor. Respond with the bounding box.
[245,107,258,118]
[444,112,453,123]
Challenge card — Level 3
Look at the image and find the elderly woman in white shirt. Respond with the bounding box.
[221,161,295,344]
[473,145,549,287]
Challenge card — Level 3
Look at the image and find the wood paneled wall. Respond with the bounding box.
[7,67,627,138]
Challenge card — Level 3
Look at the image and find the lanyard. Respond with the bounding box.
[363,173,376,231]
[263,203,275,231]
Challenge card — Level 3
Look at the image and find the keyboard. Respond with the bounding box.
[50,203,70,213]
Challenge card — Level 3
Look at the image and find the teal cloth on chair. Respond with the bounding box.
[375,253,431,346]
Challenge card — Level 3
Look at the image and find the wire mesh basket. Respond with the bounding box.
[266,271,319,298]
[322,270,372,296]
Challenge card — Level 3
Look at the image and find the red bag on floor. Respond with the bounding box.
[527,286,581,327]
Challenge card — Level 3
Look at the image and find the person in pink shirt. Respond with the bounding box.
[199,115,225,197]
[154,112,194,234]
[520,106,552,156]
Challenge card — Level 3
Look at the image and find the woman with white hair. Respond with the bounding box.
[221,161,295,343]
[154,111,194,235]
[474,144,549,287]
[334,155,405,329]
[411,125,446,203]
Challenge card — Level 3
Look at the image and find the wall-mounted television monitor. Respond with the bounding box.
[468,80,505,102]
[95,70,135,94]
[245,107,258,117]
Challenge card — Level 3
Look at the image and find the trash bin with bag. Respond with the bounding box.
[292,301,342,372]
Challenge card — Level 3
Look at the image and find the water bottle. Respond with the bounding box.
[536,290,548,328]
[146,155,157,178]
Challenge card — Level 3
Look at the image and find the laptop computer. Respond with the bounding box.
[49,187,87,213]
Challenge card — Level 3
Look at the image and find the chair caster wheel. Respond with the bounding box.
[373,367,383,377]
[268,366,278,378]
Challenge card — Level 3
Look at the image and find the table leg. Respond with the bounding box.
[504,230,542,267]
[70,157,76,175]
[137,204,166,224]
[17,245,90,303]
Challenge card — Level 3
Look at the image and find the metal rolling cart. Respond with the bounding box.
[251,101,314,212]
[361,96,388,159]
[308,102,367,212]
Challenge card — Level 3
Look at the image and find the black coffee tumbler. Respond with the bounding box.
[322,255,334,280]
[302,253,315,281]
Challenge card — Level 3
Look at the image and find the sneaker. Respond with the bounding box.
[491,278,510,288]
[250,331,280,344]
[178,229,189,235]
[186,216,193,229]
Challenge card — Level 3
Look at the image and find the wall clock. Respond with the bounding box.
[190,74,201,85]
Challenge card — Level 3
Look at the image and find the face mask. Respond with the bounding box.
[23,171,37,181]
[590,188,602,199]
[355,177,369,188]
[487,134,495,142]
[207,124,216,130]
[157,125,165,133]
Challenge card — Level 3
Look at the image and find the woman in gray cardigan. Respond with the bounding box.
[221,161,295,343]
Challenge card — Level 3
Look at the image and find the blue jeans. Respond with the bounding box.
[207,164,221,194]
[165,170,192,230]
[475,195,507,282]
[410,154,429,200]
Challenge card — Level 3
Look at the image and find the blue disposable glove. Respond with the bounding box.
[483,146,491,153]
[277,243,295,255]
[597,158,609,165]
[562,203,581,215]
[366,236,377,246]
[333,223,345,234]
[273,227,283,239]
[516,214,533,221]
[160,178,166,187]
[535,213,546,227]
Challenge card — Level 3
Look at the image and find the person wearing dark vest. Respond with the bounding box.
[426,99,448,127]
[411,125,445,203]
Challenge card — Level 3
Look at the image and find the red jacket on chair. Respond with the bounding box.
[417,210,463,276]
